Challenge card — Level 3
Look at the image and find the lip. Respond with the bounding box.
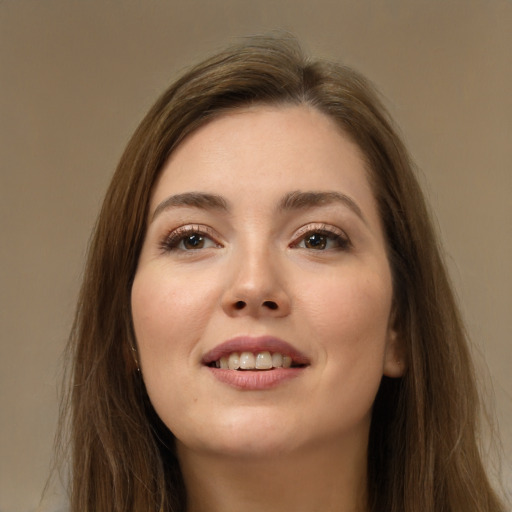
[202,336,310,390]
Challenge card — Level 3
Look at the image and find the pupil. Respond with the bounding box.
[306,234,326,250]
[184,234,204,249]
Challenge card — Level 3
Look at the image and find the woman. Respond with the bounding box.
[59,36,506,511]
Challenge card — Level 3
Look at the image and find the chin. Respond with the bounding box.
[176,410,304,459]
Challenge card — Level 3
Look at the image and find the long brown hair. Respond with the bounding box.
[58,35,505,511]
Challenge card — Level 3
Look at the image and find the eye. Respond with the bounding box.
[160,225,221,253]
[292,225,351,251]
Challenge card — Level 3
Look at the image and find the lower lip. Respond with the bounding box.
[206,366,305,390]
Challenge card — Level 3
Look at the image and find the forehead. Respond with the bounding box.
[150,105,376,219]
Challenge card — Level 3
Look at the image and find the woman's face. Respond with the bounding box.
[131,105,403,458]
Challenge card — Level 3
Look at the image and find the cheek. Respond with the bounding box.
[130,267,221,432]
[130,266,219,365]
[304,270,392,332]
[319,278,392,411]
[300,270,393,377]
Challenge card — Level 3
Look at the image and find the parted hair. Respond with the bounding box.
[58,35,505,511]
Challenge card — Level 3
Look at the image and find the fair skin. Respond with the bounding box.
[131,105,404,512]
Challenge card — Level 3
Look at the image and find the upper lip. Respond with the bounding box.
[201,336,310,366]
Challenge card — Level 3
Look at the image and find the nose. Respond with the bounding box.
[221,247,291,318]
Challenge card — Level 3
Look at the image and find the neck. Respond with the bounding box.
[177,438,368,512]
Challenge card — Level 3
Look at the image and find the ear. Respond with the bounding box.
[383,327,407,378]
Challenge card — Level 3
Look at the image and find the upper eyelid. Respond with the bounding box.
[161,224,222,246]
[170,224,216,235]
[292,223,349,239]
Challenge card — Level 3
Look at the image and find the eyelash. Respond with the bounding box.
[159,223,351,254]
[159,225,221,253]
[291,224,351,251]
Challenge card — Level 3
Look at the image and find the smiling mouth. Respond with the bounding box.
[207,351,307,371]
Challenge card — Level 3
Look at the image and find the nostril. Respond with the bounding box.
[234,301,246,310]
[263,300,278,310]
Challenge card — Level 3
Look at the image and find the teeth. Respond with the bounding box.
[239,352,255,369]
[214,351,297,371]
[271,353,283,367]
[228,353,240,370]
[255,351,272,369]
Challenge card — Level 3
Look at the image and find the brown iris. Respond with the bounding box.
[304,233,328,250]
[183,234,205,250]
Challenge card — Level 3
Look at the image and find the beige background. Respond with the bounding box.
[1,1,511,510]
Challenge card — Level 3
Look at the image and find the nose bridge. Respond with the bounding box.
[222,234,290,317]
[238,241,275,291]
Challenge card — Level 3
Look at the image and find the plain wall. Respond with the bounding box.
[1,1,510,510]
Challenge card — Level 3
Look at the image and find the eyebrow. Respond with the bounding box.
[278,190,367,225]
[151,189,366,224]
[152,192,229,221]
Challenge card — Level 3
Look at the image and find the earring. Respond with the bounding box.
[130,344,140,372]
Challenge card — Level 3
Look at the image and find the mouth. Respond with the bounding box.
[206,351,307,371]
[202,336,310,374]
